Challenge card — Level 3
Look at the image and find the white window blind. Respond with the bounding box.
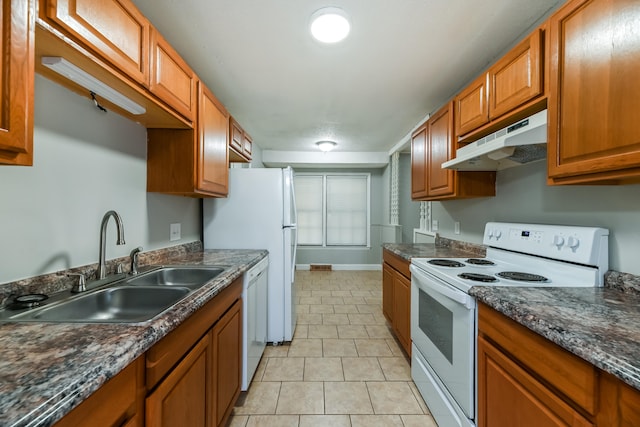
[295,175,324,245]
[294,173,370,247]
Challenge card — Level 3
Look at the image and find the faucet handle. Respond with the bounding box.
[130,246,143,275]
[67,272,86,293]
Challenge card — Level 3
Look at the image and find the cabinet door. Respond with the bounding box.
[55,358,144,427]
[242,133,253,159]
[0,0,34,166]
[146,334,210,427]
[478,336,593,427]
[150,27,196,121]
[454,73,489,137]
[427,102,455,197]
[211,299,242,427]
[489,29,543,120]
[382,263,394,323]
[230,118,243,153]
[392,273,411,357]
[410,124,428,199]
[45,0,150,85]
[197,82,229,196]
[547,0,640,184]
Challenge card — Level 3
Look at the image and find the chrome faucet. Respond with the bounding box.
[130,246,143,275]
[97,210,126,279]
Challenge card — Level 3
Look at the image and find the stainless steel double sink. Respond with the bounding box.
[1,266,225,324]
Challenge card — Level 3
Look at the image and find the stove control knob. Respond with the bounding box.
[553,235,565,249]
[487,229,494,239]
[494,229,502,240]
[567,236,580,251]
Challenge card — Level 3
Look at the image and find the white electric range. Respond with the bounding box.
[409,222,609,427]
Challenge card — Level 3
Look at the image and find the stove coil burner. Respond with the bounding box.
[458,272,499,283]
[427,259,465,268]
[496,271,549,282]
[465,258,495,266]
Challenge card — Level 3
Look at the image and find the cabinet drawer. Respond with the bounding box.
[54,357,144,427]
[478,336,594,427]
[478,303,597,415]
[43,0,150,85]
[382,250,410,278]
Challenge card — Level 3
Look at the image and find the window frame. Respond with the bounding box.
[294,172,371,248]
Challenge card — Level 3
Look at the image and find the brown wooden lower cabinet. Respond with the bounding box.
[53,357,145,427]
[54,277,243,427]
[382,249,411,357]
[479,302,640,427]
[211,299,242,427]
[146,334,210,427]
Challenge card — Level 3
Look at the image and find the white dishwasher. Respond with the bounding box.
[242,256,268,391]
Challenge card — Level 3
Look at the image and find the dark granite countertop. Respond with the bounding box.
[0,249,267,427]
[470,286,640,391]
[382,241,484,261]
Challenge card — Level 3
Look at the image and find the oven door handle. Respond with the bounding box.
[410,265,475,310]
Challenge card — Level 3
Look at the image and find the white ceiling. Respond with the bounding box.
[131,0,563,154]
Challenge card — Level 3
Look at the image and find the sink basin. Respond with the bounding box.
[125,266,225,290]
[9,286,190,323]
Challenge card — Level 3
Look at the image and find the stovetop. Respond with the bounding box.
[411,251,601,293]
[412,222,609,293]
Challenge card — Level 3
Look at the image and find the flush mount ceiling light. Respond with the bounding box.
[41,56,146,115]
[310,7,351,43]
[316,140,337,152]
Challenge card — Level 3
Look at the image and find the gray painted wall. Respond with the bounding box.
[431,160,640,275]
[294,167,386,266]
[0,76,201,283]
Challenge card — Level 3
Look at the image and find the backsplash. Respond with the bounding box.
[0,242,203,307]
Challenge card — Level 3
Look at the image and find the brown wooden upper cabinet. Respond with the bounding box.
[150,28,197,121]
[229,117,252,163]
[410,123,428,199]
[547,0,640,185]
[147,81,229,197]
[42,0,150,86]
[0,0,35,166]
[455,74,489,138]
[427,102,456,198]
[455,28,545,142]
[412,102,496,201]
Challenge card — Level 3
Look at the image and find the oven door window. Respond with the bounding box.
[419,290,453,363]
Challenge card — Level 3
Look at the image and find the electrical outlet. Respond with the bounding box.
[432,220,439,231]
[170,223,181,241]
[454,221,461,234]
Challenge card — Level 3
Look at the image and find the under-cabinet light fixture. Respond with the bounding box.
[41,56,146,115]
[316,140,337,152]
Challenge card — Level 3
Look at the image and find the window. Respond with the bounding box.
[294,173,370,247]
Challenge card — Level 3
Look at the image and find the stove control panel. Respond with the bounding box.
[483,222,609,268]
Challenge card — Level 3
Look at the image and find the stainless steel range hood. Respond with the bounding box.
[442,109,547,171]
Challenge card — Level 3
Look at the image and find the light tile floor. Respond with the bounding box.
[228,270,438,427]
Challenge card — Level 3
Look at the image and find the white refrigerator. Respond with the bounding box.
[203,167,297,343]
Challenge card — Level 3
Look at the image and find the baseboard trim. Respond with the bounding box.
[297,264,382,271]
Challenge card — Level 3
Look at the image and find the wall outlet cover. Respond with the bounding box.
[170,223,181,241]
[432,220,439,231]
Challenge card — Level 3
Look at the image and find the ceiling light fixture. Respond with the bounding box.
[316,140,337,152]
[41,56,146,115]
[310,7,351,43]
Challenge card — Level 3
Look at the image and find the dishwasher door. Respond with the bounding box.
[242,256,269,391]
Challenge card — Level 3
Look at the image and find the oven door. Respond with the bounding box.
[410,264,476,420]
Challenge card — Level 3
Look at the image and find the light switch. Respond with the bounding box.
[454,222,461,234]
